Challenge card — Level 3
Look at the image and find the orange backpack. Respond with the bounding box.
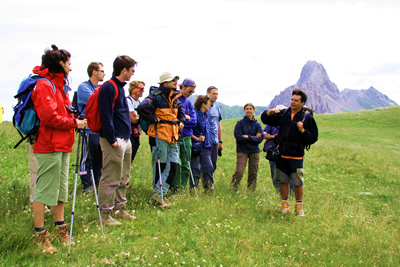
[85,79,118,133]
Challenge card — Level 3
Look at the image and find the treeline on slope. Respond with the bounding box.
[188,95,267,119]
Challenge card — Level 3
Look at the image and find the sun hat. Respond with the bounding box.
[159,72,179,84]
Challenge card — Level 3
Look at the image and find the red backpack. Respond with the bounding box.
[85,79,119,133]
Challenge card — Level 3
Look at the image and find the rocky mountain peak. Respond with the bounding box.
[297,60,329,85]
[267,61,397,114]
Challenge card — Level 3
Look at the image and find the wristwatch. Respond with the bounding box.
[219,141,223,144]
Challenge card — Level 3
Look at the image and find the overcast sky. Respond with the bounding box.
[1,0,399,121]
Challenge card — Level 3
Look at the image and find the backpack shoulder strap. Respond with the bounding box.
[156,94,162,107]
[105,79,119,110]
[39,78,56,94]
[126,95,134,105]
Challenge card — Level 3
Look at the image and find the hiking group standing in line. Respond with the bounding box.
[20,44,318,253]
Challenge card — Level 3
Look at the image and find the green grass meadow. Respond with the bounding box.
[0,106,399,266]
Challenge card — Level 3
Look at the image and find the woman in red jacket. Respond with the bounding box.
[31,45,87,253]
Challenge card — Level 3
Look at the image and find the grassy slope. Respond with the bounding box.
[0,106,399,266]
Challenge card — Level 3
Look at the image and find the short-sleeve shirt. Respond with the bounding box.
[207,103,222,145]
[126,96,140,112]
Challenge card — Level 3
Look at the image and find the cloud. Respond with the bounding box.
[1,0,400,122]
[371,63,400,75]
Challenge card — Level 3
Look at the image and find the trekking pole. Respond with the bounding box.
[155,122,164,206]
[81,129,105,240]
[68,129,82,257]
[179,131,198,198]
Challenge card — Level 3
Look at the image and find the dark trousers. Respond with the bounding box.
[190,148,213,189]
[211,143,219,173]
[88,134,102,187]
[130,135,140,162]
[231,152,260,191]
[80,133,102,188]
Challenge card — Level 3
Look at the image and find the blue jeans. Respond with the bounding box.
[152,140,178,194]
[190,147,213,189]
[269,161,280,190]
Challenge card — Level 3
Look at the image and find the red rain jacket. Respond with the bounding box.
[31,66,77,153]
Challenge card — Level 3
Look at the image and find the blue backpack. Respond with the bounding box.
[12,74,56,148]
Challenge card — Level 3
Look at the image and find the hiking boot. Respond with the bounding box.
[114,209,137,221]
[56,224,75,246]
[280,200,290,214]
[34,229,57,253]
[204,185,214,195]
[151,192,172,209]
[169,187,184,199]
[101,210,122,226]
[295,203,306,217]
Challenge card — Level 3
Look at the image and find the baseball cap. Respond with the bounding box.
[159,72,179,84]
[179,78,196,87]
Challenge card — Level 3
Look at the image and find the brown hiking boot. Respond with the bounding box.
[34,229,57,253]
[151,192,172,209]
[295,203,306,217]
[280,200,290,214]
[114,209,137,221]
[101,210,122,226]
[56,224,75,246]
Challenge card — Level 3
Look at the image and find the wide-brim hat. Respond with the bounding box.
[159,72,179,84]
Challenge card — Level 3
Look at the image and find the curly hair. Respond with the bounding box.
[41,44,71,77]
[194,95,210,110]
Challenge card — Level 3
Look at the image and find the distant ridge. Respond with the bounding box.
[268,60,398,114]
[187,95,267,119]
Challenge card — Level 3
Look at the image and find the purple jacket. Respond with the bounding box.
[178,95,197,137]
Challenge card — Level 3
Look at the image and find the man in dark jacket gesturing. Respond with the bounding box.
[261,89,318,217]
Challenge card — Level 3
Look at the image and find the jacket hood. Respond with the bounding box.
[32,66,66,90]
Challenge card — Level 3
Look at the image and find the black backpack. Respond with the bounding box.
[71,91,82,118]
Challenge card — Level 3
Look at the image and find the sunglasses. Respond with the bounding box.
[97,70,105,73]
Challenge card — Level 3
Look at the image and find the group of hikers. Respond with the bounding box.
[23,44,318,254]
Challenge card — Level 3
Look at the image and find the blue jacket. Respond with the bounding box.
[77,79,97,134]
[98,76,131,144]
[234,116,263,153]
[178,95,197,137]
[263,124,279,136]
[261,108,318,157]
[77,80,97,115]
[192,109,211,149]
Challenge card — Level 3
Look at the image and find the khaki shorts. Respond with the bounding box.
[33,152,70,206]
